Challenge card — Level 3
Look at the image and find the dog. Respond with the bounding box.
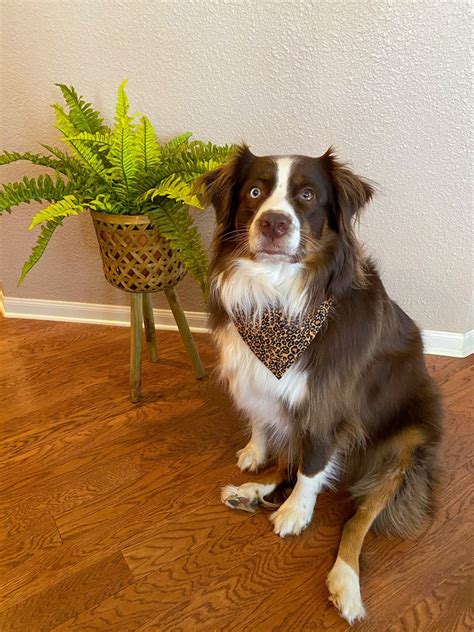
[201,145,442,624]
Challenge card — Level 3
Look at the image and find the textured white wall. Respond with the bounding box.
[1,0,472,331]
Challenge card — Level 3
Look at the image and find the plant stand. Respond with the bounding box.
[129,290,205,402]
[91,210,206,403]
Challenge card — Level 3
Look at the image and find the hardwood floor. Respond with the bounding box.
[0,317,472,631]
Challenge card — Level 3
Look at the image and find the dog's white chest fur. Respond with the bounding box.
[214,259,309,439]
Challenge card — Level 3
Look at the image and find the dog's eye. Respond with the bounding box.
[249,187,261,199]
[300,188,314,201]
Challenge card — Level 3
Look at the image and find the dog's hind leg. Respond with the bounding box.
[326,485,390,624]
[327,429,425,624]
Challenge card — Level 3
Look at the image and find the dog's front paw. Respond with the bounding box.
[327,558,366,625]
[270,500,312,537]
[221,482,278,513]
[236,441,266,472]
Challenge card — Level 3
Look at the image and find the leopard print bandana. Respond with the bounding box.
[233,297,334,379]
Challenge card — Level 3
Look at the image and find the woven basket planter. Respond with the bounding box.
[91,210,186,293]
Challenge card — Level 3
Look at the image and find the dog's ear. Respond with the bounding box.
[200,144,255,229]
[322,147,375,232]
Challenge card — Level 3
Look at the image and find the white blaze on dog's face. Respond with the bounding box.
[247,157,300,261]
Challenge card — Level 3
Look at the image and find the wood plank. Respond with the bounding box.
[0,507,62,574]
[0,552,134,632]
[387,560,474,632]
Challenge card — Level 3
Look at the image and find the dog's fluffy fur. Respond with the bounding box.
[201,146,442,623]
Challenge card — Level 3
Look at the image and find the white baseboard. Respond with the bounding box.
[422,329,473,358]
[1,295,472,357]
[0,295,209,333]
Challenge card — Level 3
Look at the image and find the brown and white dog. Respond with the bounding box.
[201,146,442,624]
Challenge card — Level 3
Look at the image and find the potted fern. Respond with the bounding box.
[0,80,235,401]
[0,80,234,294]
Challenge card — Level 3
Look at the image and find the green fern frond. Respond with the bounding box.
[53,104,109,178]
[162,142,237,181]
[0,174,74,214]
[181,142,237,178]
[40,144,85,174]
[52,103,80,138]
[66,131,111,146]
[40,144,71,161]
[72,141,110,177]
[18,219,63,284]
[152,157,202,184]
[109,123,138,198]
[56,84,106,133]
[147,202,208,296]
[115,79,133,126]
[0,148,87,180]
[132,156,200,198]
[29,195,84,229]
[132,142,235,199]
[136,115,160,172]
[0,150,66,172]
[88,193,128,214]
[107,80,140,198]
[160,132,193,156]
[144,174,201,207]
[188,141,238,163]
[54,132,109,183]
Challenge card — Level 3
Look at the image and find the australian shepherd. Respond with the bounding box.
[201,146,442,624]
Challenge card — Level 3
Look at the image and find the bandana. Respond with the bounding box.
[233,297,334,379]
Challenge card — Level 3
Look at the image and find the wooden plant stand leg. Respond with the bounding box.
[164,287,206,379]
[130,293,143,403]
[142,292,159,363]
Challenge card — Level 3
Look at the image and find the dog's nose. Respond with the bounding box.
[259,212,291,238]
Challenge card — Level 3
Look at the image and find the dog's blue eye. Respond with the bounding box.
[300,188,314,201]
[250,187,261,198]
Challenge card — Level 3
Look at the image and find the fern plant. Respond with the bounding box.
[0,81,235,295]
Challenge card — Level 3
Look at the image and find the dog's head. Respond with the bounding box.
[201,145,374,264]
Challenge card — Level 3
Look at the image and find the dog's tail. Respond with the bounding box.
[373,443,440,537]
[349,438,441,538]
